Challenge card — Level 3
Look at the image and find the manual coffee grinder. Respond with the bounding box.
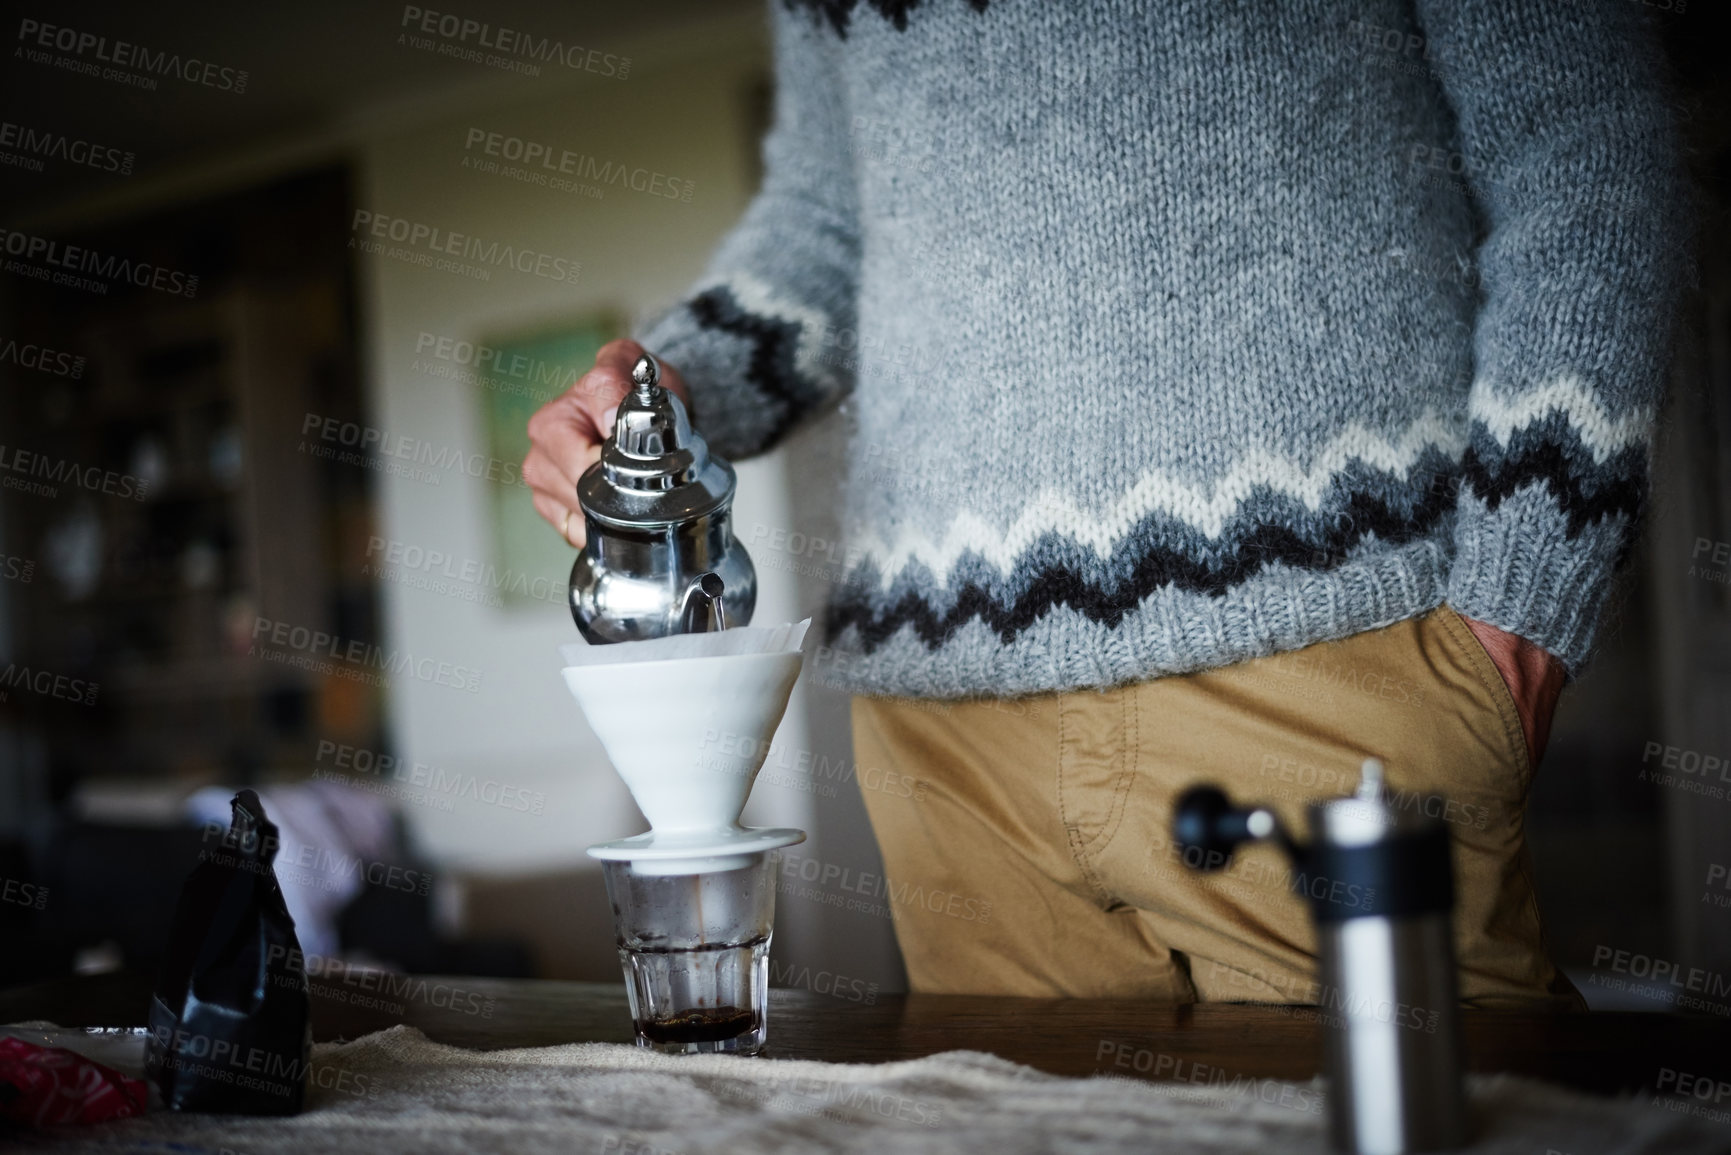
[1173,759,1468,1154]
[561,353,805,1056]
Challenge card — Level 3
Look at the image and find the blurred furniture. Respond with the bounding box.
[0,167,379,816]
[0,819,529,988]
[0,168,431,985]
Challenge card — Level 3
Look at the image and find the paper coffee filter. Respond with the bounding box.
[558,619,810,669]
[563,620,812,872]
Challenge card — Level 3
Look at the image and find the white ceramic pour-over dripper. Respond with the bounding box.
[562,623,809,875]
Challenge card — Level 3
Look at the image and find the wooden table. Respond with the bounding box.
[3,972,1725,1098]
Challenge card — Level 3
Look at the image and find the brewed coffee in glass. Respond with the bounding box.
[602,850,777,1055]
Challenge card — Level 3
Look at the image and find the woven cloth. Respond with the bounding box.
[6,1025,1723,1154]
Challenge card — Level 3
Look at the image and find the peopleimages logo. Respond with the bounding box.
[1095,1042,1325,1116]
[0,553,34,584]
[461,128,693,203]
[0,228,198,298]
[315,739,547,816]
[1692,537,1731,588]
[147,1025,328,1101]
[363,535,564,607]
[0,120,134,175]
[768,959,879,1005]
[349,210,581,285]
[2,876,49,910]
[300,412,530,489]
[0,663,99,706]
[398,6,630,79]
[1588,944,1731,1015]
[198,821,432,897]
[778,852,992,924]
[412,331,584,402]
[0,443,149,501]
[15,18,249,93]
[250,615,483,694]
[0,337,86,379]
[264,945,497,1019]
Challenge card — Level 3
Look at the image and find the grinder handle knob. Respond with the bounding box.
[1172,785,1282,872]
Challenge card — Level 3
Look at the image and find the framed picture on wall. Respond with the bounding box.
[478,314,621,609]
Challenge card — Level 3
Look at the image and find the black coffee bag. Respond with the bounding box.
[145,789,311,1114]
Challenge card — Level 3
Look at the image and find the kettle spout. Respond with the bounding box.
[676,572,728,634]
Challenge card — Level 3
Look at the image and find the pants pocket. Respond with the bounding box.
[1431,605,1533,796]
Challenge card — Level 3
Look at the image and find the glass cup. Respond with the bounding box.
[601,850,777,1055]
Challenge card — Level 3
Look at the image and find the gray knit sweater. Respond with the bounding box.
[640,0,1685,699]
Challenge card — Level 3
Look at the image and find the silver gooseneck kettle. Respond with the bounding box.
[568,354,756,642]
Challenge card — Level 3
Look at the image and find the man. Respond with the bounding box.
[526,0,1684,1006]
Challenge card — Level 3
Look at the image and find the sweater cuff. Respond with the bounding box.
[1446,485,1626,675]
[636,302,775,464]
[636,277,846,464]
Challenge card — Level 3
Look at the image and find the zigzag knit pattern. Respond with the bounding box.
[783,0,989,38]
[642,0,1686,697]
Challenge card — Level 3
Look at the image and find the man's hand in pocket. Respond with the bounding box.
[1458,616,1566,768]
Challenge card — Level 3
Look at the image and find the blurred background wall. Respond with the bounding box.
[0,0,1724,1011]
[0,0,897,993]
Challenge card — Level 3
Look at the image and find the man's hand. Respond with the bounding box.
[523,339,691,549]
[1458,615,1566,768]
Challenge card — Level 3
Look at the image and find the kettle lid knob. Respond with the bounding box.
[577,352,736,529]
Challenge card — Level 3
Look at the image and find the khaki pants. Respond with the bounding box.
[851,606,1582,1008]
